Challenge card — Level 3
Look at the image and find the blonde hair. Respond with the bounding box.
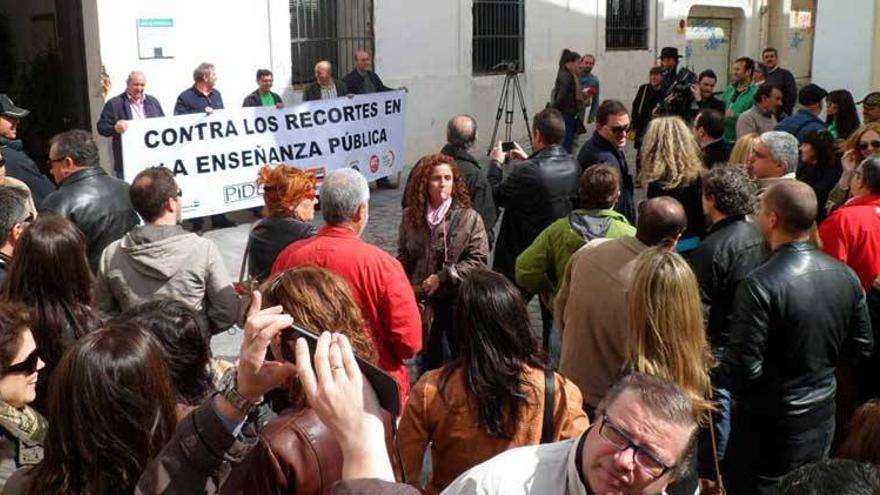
[729,132,760,168]
[626,246,714,420]
[640,116,704,189]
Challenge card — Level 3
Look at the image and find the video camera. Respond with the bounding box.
[657,66,697,118]
[491,60,520,75]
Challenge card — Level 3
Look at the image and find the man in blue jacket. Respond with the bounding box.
[577,100,635,224]
[96,70,165,177]
[776,84,828,143]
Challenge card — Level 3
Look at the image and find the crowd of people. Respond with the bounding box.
[0,41,877,495]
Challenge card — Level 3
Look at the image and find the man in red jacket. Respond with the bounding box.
[272,168,422,398]
[819,155,880,402]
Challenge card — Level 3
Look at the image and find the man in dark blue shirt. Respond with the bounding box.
[174,63,233,229]
[174,62,224,116]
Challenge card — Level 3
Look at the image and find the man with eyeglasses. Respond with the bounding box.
[95,166,240,335]
[577,100,635,224]
[820,156,880,402]
[443,373,699,495]
[0,187,31,286]
[717,180,873,494]
[0,95,55,207]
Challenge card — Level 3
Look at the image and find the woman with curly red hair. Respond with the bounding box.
[398,153,489,372]
[247,164,318,282]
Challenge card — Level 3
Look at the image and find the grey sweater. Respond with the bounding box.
[736,105,778,138]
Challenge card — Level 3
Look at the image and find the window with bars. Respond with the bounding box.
[472,0,525,75]
[606,0,649,50]
[289,0,374,85]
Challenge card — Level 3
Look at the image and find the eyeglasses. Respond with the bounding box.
[599,414,674,479]
[46,156,66,166]
[609,125,631,135]
[4,350,40,375]
[858,140,880,151]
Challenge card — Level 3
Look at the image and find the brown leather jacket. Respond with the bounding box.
[398,365,589,494]
[397,203,489,301]
[223,407,400,495]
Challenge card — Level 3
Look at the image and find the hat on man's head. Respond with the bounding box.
[798,84,827,106]
[659,47,682,59]
[0,95,29,119]
[858,92,880,108]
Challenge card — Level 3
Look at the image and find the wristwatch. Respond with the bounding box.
[218,368,263,415]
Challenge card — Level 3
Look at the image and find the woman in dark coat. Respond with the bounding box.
[247,164,318,282]
[398,153,489,373]
[552,49,584,153]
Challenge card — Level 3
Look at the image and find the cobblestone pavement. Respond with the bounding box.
[208,128,636,361]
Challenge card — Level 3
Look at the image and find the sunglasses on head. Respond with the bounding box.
[4,350,39,375]
[859,140,880,151]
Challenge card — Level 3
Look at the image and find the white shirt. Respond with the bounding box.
[441,436,589,495]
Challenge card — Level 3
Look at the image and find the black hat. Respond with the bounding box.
[0,95,29,119]
[660,47,682,59]
[798,83,828,106]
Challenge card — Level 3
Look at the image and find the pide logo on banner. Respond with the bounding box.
[122,91,407,219]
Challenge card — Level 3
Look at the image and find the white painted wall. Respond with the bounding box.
[811,0,875,101]
[86,0,292,169]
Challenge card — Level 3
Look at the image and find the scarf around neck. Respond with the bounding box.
[426,197,452,228]
[0,399,47,445]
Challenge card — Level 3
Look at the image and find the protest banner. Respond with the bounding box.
[122,90,406,219]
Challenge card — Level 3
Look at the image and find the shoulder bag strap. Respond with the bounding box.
[238,220,261,284]
[708,410,726,492]
[541,368,555,444]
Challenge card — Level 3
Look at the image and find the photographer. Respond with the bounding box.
[656,47,697,120]
[631,67,664,175]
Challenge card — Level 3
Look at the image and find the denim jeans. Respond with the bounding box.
[697,387,732,479]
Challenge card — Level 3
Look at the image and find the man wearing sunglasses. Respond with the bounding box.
[0,188,30,286]
[577,100,635,224]
[443,373,699,495]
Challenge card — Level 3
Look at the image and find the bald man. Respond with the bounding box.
[342,50,391,96]
[555,196,687,414]
[303,61,348,101]
[717,180,873,494]
[96,70,165,176]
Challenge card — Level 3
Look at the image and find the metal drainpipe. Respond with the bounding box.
[653,0,660,59]
[266,0,274,69]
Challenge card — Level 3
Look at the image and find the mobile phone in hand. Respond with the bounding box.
[502,141,515,152]
[282,323,402,417]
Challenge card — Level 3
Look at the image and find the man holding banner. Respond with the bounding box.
[174,62,234,229]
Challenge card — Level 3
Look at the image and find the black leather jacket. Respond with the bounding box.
[716,242,874,421]
[247,217,317,282]
[689,215,766,351]
[488,144,580,279]
[40,167,139,271]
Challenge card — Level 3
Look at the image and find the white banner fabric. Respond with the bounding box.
[122,90,407,219]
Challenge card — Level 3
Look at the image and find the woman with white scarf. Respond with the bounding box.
[398,153,489,374]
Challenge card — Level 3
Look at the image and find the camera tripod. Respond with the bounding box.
[487,66,533,155]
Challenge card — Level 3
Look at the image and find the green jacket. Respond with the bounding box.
[515,208,635,297]
[722,83,758,144]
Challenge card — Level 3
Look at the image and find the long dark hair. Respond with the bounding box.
[558,48,580,70]
[2,215,99,370]
[797,130,838,184]
[439,269,547,439]
[403,153,471,229]
[827,89,861,140]
[118,299,214,406]
[28,323,178,494]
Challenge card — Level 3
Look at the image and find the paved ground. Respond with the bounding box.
[207,127,637,361]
